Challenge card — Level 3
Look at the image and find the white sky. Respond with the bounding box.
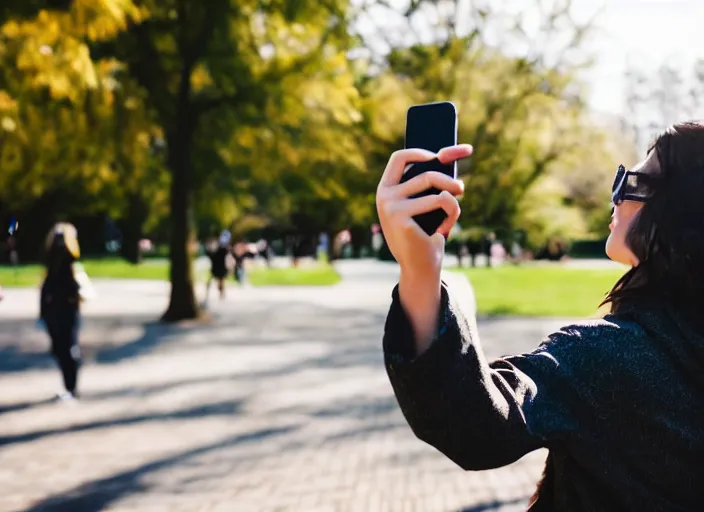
[574,0,702,115]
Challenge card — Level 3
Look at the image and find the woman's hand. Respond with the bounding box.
[376,144,472,279]
[376,144,472,351]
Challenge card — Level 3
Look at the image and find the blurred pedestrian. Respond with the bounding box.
[40,223,92,402]
[482,232,495,267]
[7,234,18,266]
[257,239,273,268]
[205,230,232,301]
[232,241,257,285]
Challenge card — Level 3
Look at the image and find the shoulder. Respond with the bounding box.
[538,314,647,354]
[505,314,652,379]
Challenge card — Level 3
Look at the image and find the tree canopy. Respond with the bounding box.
[0,0,633,319]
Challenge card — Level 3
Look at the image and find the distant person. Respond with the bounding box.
[371,225,383,257]
[466,237,480,267]
[482,232,495,267]
[510,238,523,265]
[232,241,257,285]
[331,229,351,262]
[318,232,330,260]
[7,234,18,266]
[205,231,232,301]
[490,238,505,263]
[40,223,93,402]
[6,216,19,270]
[257,239,273,268]
[378,123,704,509]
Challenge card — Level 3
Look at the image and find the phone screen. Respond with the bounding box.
[404,102,457,179]
[405,102,457,154]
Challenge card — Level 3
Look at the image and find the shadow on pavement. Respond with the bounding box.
[23,426,296,512]
[0,302,382,370]
[0,294,545,510]
[93,320,189,364]
[457,496,529,511]
[0,398,244,447]
[93,301,386,365]
[0,345,53,373]
[0,397,54,414]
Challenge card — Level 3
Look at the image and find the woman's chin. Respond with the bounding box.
[605,234,614,258]
[605,235,633,266]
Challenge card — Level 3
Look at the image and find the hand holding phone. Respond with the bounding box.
[401,101,459,235]
[376,142,471,349]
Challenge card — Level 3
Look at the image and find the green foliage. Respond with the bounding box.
[0,0,637,303]
[0,1,166,229]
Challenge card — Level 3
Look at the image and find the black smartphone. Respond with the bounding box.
[401,101,458,235]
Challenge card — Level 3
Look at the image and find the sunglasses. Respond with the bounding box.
[611,164,656,206]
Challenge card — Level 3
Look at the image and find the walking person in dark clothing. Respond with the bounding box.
[40,223,91,402]
[205,230,232,301]
[482,231,495,267]
[376,122,704,510]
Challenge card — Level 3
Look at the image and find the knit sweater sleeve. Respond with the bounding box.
[383,282,593,471]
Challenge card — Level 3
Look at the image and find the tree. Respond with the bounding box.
[357,0,598,236]
[651,62,685,128]
[0,1,164,259]
[623,63,649,152]
[215,49,369,244]
[623,57,704,152]
[686,58,704,117]
[516,119,638,248]
[94,0,355,321]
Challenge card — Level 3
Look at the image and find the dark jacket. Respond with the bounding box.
[208,246,230,278]
[40,266,80,333]
[383,282,704,511]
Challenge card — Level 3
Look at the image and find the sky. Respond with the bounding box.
[573,0,702,116]
[355,0,702,118]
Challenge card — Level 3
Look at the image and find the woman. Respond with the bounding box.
[378,122,704,510]
[40,223,88,402]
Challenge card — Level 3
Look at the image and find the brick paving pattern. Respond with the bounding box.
[0,273,573,512]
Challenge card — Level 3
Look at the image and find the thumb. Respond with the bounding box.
[430,231,447,251]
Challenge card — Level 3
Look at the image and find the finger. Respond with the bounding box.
[393,171,464,198]
[437,144,473,164]
[396,190,459,218]
[436,197,461,237]
[430,231,447,251]
[379,148,438,188]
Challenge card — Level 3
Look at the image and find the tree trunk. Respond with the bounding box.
[120,194,147,264]
[161,139,199,322]
[161,76,199,322]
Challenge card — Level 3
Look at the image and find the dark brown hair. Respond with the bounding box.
[601,121,704,315]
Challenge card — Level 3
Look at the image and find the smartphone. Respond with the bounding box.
[401,101,458,235]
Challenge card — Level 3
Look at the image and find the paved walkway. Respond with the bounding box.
[0,277,574,512]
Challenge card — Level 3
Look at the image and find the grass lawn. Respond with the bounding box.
[0,259,174,288]
[0,258,340,288]
[247,266,341,286]
[455,265,627,317]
